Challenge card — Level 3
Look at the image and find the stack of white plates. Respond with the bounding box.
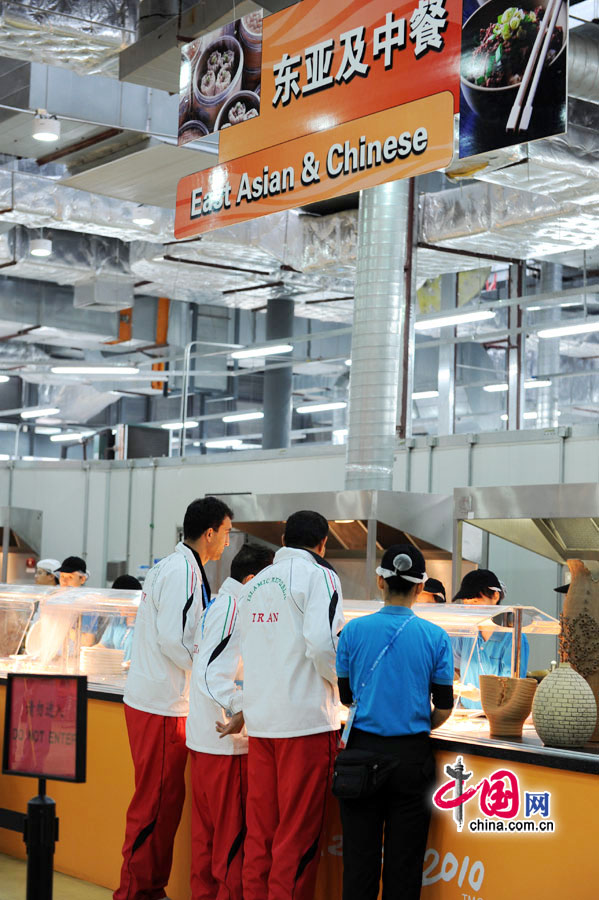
[80,646,125,676]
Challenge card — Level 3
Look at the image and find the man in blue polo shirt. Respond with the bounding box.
[336,544,453,900]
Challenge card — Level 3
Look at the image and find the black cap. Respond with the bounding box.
[453,568,503,601]
[379,544,426,581]
[56,556,87,574]
[424,578,446,602]
[112,574,142,591]
[554,583,569,594]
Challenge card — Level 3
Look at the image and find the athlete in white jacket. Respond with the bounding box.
[115,496,233,900]
[226,510,346,900]
[187,543,274,900]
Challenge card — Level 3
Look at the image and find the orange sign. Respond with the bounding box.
[218,0,462,163]
[175,92,453,239]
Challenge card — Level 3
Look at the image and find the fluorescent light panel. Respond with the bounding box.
[222,411,264,423]
[297,401,347,413]
[51,365,140,375]
[50,431,95,442]
[524,379,552,389]
[21,407,60,419]
[412,390,439,400]
[160,421,198,430]
[414,310,495,331]
[0,375,9,383]
[538,322,599,339]
[205,439,242,449]
[231,344,293,359]
[483,383,508,393]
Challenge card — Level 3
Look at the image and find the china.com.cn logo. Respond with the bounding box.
[432,756,556,834]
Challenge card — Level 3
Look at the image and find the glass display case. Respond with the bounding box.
[0,584,141,694]
[343,599,560,739]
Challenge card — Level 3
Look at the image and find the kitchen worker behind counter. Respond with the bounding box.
[114,496,233,900]
[187,543,274,900]
[335,545,453,900]
[100,574,142,662]
[35,558,60,586]
[221,509,346,900]
[452,568,529,709]
[56,556,101,646]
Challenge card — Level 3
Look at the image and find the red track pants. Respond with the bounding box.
[190,751,248,900]
[243,731,337,900]
[114,705,188,900]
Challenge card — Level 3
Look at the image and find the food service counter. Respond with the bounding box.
[1,594,598,898]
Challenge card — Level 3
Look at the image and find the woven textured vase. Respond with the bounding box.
[560,558,599,742]
[532,662,597,748]
[479,675,537,738]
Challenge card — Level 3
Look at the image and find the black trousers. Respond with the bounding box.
[338,729,435,900]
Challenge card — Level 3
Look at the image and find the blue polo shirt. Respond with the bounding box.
[336,606,453,737]
[453,631,530,709]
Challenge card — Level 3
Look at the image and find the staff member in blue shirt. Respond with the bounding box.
[336,545,454,900]
[100,575,142,662]
[452,569,529,709]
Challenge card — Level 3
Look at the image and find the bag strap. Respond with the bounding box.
[353,614,414,710]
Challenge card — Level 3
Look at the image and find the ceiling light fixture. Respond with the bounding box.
[500,414,508,421]
[133,215,155,227]
[345,359,352,366]
[50,365,140,375]
[524,379,552,389]
[412,390,439,400]
[538,322,599,339]
[414,310,495,331]
[297,401,347,414]
[231,344,293,359]
[0,375,9,383]
[32,115,60,142]
[50,431,95,442]
[35,426,61,435]
[205,439,243,449]
[160,421,199,430]
[222,411,264,423]
[483,383,508,393]
[21,407,60,419]
[523,411,538,420]
[30,238,52,258]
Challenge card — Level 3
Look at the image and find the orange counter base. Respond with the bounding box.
[1,685,598,900]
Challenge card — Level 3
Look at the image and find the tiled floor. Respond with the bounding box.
[0,853,113,900]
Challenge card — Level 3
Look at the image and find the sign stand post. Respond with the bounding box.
[24,777,59,900]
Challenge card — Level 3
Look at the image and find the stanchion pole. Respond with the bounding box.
[24,777,58,900]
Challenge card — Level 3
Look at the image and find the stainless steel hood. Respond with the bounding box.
[212,490,470,601]
[453,484,599,579]
[0,506,42,557]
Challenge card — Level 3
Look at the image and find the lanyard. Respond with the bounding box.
[340,614,414,749]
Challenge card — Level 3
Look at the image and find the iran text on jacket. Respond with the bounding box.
[125,543,205,716]
[238,547,346,738]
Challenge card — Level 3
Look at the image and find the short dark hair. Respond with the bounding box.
[284,510,329,550]
[183,497,233,541]
[230,544,274,583]
[112,574,142,591]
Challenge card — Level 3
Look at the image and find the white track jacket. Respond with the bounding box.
[125,542,206,716]
[187,576,247,756]
[238,547,346,738]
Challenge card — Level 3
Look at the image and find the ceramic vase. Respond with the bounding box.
[532,662,597,748]
[560,558,599,742]
[479,675,537,738]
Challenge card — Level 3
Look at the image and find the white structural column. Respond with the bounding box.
[345,180,411,490]
[437,273,457,436]
[537,263,562,427]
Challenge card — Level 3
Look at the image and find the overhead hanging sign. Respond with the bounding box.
[175,93,453,238]
[175,0,461,238]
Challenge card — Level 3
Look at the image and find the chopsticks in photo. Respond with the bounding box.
[506,0,563,133]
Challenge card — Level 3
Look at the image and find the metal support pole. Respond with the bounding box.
[510,607,523,678]
[438,273,457,436]
[507,263,524,429]
[1,463,13,583]
[24,778,58,900]
[262,297,294,450]
[452,518,463,599]
[366,518,378,601]
[179,340,203,456]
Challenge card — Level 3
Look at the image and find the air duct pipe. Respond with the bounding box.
[345,180,410,490]
[536,263,562,428]
[568,25,599,102]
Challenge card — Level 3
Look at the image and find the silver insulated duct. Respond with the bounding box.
[536,263,562,428]
[345,180,409,490]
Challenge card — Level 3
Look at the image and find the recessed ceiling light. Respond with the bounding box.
[133,216,155,227]
[30,238,52,257]
[231,344,293,359]
[32,115,60,142]
[21,407,60,419]
[345,359,352,366]
[297,401,347,413]
[0,375,9,383]
[483,383,508,393]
